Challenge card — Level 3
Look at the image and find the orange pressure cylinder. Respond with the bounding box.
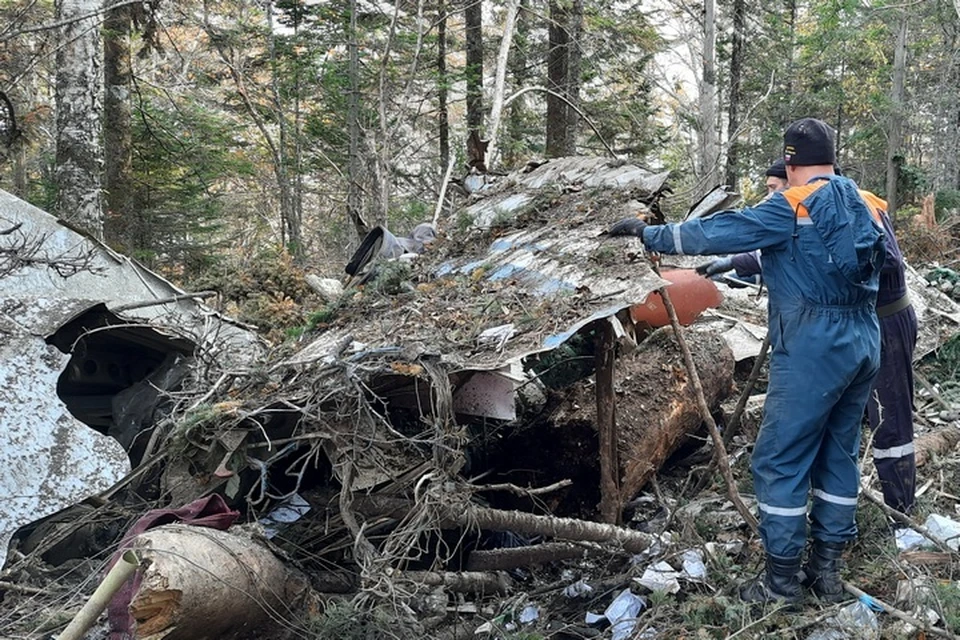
[630,268,723,327]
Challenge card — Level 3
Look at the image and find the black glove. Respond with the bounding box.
[694,257,734,277]
[608,217,648,238]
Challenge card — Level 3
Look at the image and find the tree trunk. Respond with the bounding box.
[347,0,367,238]
[724,0,744,188]
[698,0,718,192]
[55,0,104,239]
[465,0,483,136]
[564,0,582,156]
[484,0,518,168]
[103,0,136,252]
[129,525,310,640]
[545,0,568,157]
[438,0,449,172]
[266,1,302,258]
[885,12,908,225]
[504,0,529,167]
[556,328,734,501]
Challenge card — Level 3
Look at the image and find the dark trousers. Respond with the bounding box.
[866,305,918,514]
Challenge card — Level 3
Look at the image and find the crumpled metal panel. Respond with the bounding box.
[0,189,261,569]
[0,316,129,569]
[0,190,259,360]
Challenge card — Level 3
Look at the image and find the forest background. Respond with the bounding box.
[1,0,958,336]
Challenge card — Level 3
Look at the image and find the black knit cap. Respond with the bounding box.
[765,159,787,179]
[783,118,837,166]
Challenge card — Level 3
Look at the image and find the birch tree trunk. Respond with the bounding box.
[103,0,135,251]
[698,0,719,192]
[55,0,104,239]
[884,12,908,225]
[484,0,518,168]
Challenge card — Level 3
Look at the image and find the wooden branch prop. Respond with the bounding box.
[596,319,622,524]
[843,582,960,640]
[357,497,654,553]
[399,571,512,595]
[466,542,614,571]
[57,551,140,640]
[655,280,759,533]
[128,524,310,640]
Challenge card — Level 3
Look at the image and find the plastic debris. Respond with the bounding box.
[258,493,311,539]
[604,589,646,640]
[635,561,682,594]
[584,611,605,626]
[518,605,539,624]
[894,527,926,551]
[925,514,960,550]
[807,595,881,640]
[680,549,707,580]
[563,579,595,598]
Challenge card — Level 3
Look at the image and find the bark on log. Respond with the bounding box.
[400,570,512,594]
[128,524,310,640]
[466,542,612,570]
[553,327,734,501]
[356,496,653,553]
[915,426,960,467]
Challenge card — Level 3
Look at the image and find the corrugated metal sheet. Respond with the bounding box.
[286,158,671,373]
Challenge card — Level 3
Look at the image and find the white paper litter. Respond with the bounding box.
[895,527,927,552]
[636,561,682,594]
[604,589,646,640]
[681,549,707,580]
[564,580,595,598]
[925,514,960,550]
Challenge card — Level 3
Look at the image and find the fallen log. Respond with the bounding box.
[466,542,594,570]
[127,524,310,640]
[356,496,654,553]
[552,326,734,502]
[399,570,512,594]
[915,425,960,467]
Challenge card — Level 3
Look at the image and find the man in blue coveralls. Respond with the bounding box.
[609,118,887,604]
[699,186,918,518]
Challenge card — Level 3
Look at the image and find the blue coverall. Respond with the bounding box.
[639,175,886,558]
[728,203,918,514]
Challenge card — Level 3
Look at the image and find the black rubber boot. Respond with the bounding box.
[739,553,804,605]
[800,540,847,602]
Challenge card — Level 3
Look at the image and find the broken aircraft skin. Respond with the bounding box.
[0,189,260,569]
